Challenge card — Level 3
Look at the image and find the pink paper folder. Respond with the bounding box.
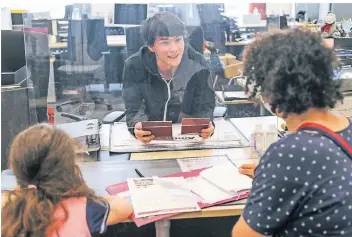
[105,168,250,227]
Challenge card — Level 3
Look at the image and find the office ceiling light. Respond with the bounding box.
[156,5,174,8]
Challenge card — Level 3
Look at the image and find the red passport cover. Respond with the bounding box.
[142,121,173,140]
[181,118,210,134]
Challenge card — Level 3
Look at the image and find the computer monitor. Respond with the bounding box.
[334,38,352,50]
[1,30,26,83]
[65,5,73,19]
[114,4,147,25]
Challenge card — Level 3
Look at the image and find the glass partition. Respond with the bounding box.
[16,3,301,149]
[16,2,351,149]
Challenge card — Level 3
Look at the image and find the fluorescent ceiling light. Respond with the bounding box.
[156,5,174,8]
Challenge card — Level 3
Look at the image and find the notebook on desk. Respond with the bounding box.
[127,177,200,218]
[199,166,252,194]
[106,167,250,227]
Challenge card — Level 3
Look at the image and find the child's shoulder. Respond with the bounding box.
[53,197,109,237]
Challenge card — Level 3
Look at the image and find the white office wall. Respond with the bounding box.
[331,3,352,21]
[266,3,293,16]
[319,3,330,21]
[1,3,65,19]
[1,7,12,30]
[91,4,114,24]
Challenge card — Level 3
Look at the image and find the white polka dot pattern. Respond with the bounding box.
[242,119,352,236]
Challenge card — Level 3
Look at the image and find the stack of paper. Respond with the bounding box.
[181,166,252,204]
[127,177,200,218]
[199,166,253,193]
[106,167,250,227]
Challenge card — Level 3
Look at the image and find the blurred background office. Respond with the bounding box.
[1,3,352,237]
[1,2,352,166]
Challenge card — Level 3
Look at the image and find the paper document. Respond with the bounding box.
[177,155,232,172]
[127,177,200,218]
[200,166,253,193]
[99,124,110,150]
[182,176,234,204]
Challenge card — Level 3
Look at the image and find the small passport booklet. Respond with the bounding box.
[181,118,210,135]
[142,121,173,140]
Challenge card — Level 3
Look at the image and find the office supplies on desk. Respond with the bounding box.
[109,119,247,153]
[56,119,100,152]
[106,167,249,227]
[230,116,285,141]
[134,169,145,178]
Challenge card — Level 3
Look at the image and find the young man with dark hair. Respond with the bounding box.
[122,12,215,143]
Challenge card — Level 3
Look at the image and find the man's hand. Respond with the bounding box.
[134,122,154,144]
[200,122,215,140]
[238,164,257,179]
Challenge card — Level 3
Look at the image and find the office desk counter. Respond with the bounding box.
[2,155,256,237]
[1,117,262,237]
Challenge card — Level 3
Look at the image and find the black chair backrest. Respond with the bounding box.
[125,26,145,57]
[186,25,204,54]
[66,19,108,63]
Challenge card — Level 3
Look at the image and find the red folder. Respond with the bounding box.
[105,168,250,227]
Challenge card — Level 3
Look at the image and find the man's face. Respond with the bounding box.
[148,36,185,68]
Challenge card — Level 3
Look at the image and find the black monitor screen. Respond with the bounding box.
[114,4,147,25]
[1,30,26,73]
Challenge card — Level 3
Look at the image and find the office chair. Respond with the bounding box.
[56,19,112,116]
[186,25,205,54]
[126,26,145,57]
